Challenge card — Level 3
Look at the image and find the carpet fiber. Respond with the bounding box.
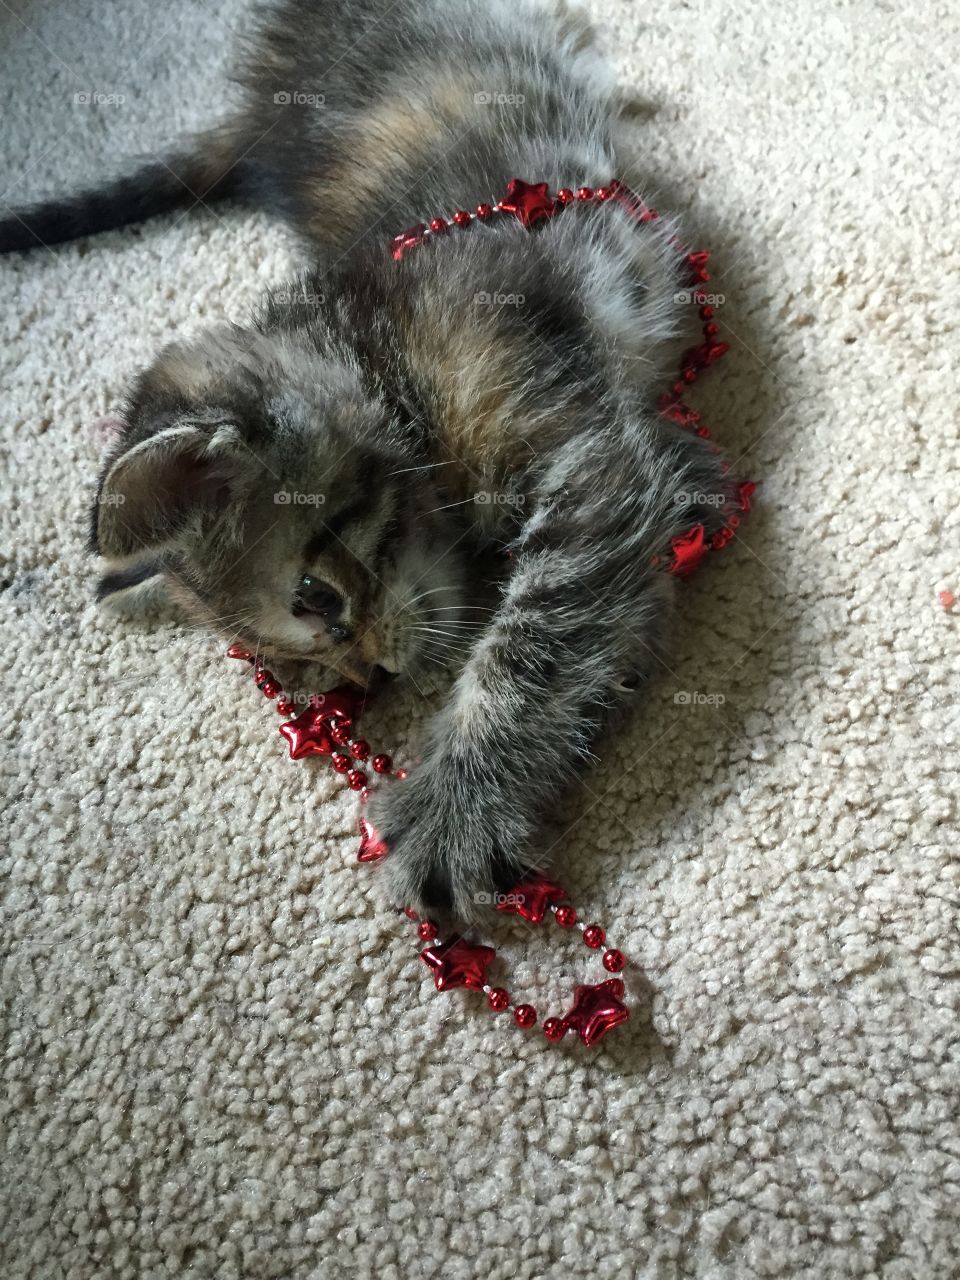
[2,1,957,1276]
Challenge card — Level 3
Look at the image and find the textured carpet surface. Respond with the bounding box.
[1,1,958,1277]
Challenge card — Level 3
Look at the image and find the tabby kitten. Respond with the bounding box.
[1,0,739,918]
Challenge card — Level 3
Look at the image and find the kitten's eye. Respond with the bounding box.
[294,575,342,617]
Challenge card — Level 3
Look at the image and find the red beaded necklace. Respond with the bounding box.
[226,178,753,1048]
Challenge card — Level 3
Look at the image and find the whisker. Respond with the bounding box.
[419,497,479,518]
[420,642,473,660]
[409,624,480,639]
[414,630,472,650]
[388,460,453,477]
[417,606,496,615]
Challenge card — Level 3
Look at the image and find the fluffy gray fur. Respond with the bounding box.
[3,0,740,918]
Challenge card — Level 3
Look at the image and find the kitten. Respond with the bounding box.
[1,0,740,918]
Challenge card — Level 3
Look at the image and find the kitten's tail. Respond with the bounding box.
[0,125,242,253]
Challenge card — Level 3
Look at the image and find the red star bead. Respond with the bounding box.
[659,400,700,427]
[497,178,556,228]
[357,816,388,863]
[309,687,364,724]
[496,872,569,924]
[278,706,335,759]
[420,935,497,992]
[390,222,428,260]
[563,978,629,1047]
[668,523,709,578]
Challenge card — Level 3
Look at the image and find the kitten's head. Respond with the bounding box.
[91,323,465,687]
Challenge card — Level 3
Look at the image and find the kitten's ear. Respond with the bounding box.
[93,422,244,561]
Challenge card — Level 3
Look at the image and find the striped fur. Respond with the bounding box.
[23,0,742,917]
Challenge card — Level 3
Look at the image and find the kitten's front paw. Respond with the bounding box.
[366,759,527,921]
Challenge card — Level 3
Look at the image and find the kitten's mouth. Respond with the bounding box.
[335,662,395,694]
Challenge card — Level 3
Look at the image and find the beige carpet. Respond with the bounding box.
[2,1,958,1276]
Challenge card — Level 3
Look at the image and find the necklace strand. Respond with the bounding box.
[225,177,754,1048]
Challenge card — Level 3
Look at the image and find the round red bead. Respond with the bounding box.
[430,216,447,233]
[417,921,438,941]
[556,187,574,204]
[596,186,612,201]
[555,905,577,928]
[476,202,494,219]
[683,369,698,384]
[699,305,715,320]
[672,381,685,396]
[543,1017,567,1042]
[576,186,594,201]
[330,722,351,746]
[583,924,606,949]
[453,209,472,226]
[395,767,409,780]
[347,769,368,791]
[704,321,720,337]
[276,699,294,716]
[513,1003,537,1029]
[403,907,419,921]
[487,987,510,1012]
[350,739,370,761]
[602,949,626,973]
[260,680,281,700]
[372,753,393,775]
[331,753,350,773]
